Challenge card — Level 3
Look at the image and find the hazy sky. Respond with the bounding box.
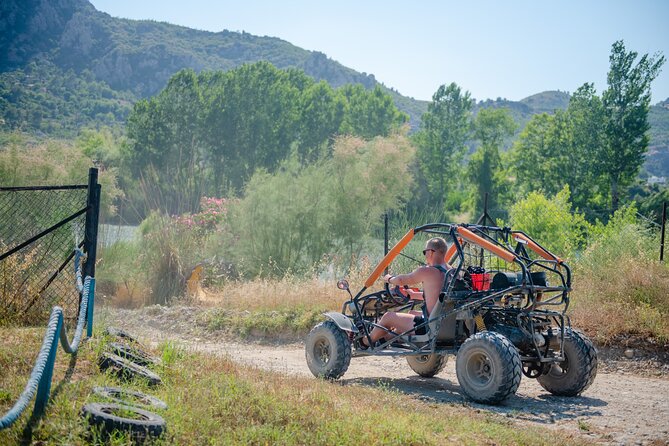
[89,0,669,103]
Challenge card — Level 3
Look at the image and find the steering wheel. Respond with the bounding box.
[384,280,410,306]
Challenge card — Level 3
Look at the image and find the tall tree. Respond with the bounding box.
[468,107,516,214]
[124,69,205,215]
[511,81,637,213]
[297,80,345,162]
[565,83,607,209]
[414,83,473,208]
[601,40,665,210]
[339,84,407,139]
[509,112,554,196]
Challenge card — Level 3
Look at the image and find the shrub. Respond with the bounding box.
[227,134,415,277]
[508,186,590,258]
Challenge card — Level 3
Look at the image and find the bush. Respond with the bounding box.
[508,186,590,258]
[227,134,415,277]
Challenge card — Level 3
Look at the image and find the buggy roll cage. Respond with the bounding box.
[356,223,570,299]
[342,223,573,358]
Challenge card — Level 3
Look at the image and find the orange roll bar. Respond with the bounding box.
[512,232,562,264]
[364,229,415,287]
[457,227,517,263]
[445,239,461,264]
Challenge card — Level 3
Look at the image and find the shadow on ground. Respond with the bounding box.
[343,374,607,425]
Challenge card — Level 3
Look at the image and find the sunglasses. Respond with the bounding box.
[422,249,435,255]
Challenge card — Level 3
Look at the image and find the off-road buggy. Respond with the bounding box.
[305,222,597,404]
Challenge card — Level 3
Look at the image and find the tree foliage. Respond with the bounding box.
[228,134,415,276]
[508,42,664,214]
[601,40,665,210]
[414,83,473,208]
[122,62,407,217]
[508,186,590,257]
[509,84,608,211]
[467,107,516,214]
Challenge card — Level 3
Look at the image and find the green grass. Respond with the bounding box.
[0,326,589,445]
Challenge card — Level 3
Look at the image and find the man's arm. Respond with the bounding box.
[383,266,431,287]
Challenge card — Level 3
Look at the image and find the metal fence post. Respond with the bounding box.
[661,201,667,262]
[84,168,100,278]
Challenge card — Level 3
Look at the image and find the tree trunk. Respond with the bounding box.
[611,176,619,212]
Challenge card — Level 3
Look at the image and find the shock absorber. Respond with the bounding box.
[474,311,487,332]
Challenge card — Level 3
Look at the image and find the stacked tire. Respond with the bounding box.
[82,327,167,442]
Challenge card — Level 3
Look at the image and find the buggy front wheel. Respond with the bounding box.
[305,321,351,380]
[407,354,447,378]
[455,332,522,404]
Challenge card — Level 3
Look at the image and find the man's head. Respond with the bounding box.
[423,237,447,264]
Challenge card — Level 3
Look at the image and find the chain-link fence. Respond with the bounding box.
[0,170,100,327]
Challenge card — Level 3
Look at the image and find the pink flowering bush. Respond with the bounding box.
[173,197,234,236]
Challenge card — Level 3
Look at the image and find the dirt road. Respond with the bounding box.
[101,306,669,446]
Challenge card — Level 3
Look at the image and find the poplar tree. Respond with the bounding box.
[414,83,473,209]
[601,40,665,210]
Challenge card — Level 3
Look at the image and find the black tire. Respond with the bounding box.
[106,342,160,368]
[99,352,162,386]
[537,328,598,396]
[92,386,168,410]
[82,402,165,441]
[105,327,139,344]
[305,320,351,380]
[455,331,522,404]
[406,354,448,378]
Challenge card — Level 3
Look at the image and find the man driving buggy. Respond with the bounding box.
[361,237,452,348]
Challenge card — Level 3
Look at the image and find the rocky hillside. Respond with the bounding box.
[1,0,376,96]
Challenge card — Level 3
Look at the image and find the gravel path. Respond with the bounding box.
[100,306,669,446]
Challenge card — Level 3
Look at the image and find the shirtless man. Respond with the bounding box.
[362,237,451,347]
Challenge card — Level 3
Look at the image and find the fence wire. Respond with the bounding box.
[0,186,88,327]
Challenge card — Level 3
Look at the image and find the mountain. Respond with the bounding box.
[1,0,378,95]
[1,0,668,177]
[1,0,434,131]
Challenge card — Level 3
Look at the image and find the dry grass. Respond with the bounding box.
[570,257,669,344]
[198,262,376,312]
[200,276,341,311]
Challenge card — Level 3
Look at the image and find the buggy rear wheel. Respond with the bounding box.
[406,354,447,378]
[305,320,351,380]
[455,332,522,404]
[537,328,597,396]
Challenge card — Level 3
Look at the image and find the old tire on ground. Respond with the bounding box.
[305,320,351,380]
[455,331,522,404]
[92,386,168,410]
[537,328,598,396]
[106,342,160,368]
[82,402,165,441]
[105,327,139,343]
[406,354,447,378]
[99,352,162,386]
